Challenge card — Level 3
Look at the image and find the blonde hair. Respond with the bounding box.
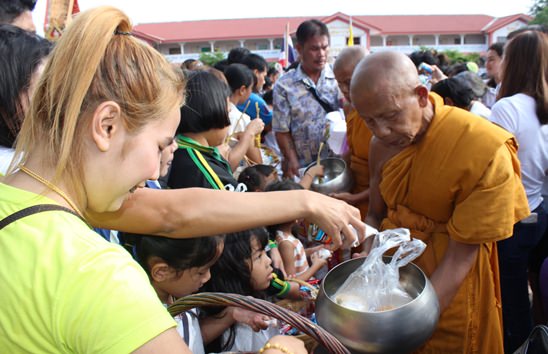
[11,6,184,206]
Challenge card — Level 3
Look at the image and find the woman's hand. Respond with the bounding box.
[305,192,366,250]
[264,335,307,354]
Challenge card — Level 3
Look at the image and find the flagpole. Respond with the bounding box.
[285,22,290,68]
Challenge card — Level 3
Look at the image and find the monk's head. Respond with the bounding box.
[350,51,432,148]
[333,46,369,103]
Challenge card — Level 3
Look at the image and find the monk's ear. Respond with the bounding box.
[415,85,429,107]
[90,101,123,152]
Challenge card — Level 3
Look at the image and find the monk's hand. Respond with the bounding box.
[330,192,357,205]
[305,192,365,250]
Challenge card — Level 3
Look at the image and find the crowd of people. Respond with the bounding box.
[0,1,547,354]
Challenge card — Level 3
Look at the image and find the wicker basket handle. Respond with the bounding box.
[168,292,349,354]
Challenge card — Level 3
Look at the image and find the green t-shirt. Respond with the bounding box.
[0,183,176,353]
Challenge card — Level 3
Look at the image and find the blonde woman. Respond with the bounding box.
[0,6,359,354]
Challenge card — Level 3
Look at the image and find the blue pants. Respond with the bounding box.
[498,201,548,353]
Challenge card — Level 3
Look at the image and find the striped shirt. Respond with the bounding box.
[275,230,309,276]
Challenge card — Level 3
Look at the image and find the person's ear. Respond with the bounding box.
[90,101,122,152]
[444,97,455,106]
[239,85,247,96]
[415,85,429,107]
[295,42,303,56]
[150,261,175,283]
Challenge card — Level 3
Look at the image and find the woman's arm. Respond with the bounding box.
[87,188,365,250]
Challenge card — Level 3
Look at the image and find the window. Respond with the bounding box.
[345,37,361,45]
[169,47,181,55]
[201,47,211,53]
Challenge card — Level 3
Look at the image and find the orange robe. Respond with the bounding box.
[346,108,373,219]
[379,93,529,354]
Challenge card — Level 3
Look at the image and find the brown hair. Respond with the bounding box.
[11,6,184,205]
[498,30,548,125]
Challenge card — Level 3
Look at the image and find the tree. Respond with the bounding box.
[530,0,548,25]
[198,51,225,67]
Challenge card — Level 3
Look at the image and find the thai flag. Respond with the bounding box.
[279,23,297,68]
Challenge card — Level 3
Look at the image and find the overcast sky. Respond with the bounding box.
[33,0,535,35]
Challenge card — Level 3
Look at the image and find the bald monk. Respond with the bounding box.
[332,47,373,220]
[351,51,529,353]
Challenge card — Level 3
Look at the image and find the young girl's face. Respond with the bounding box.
[159,138,178,178]
[249,237,273,291]
[239,85,253,105]
[162,243,224,298]
[260,171,278,190]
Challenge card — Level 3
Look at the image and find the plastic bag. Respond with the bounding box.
[333,228,426,312]
[513,325,548,354]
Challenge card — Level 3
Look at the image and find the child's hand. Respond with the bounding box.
[245,118,265,137]
[306,164,324,178]
[311,251,329,268]
[230,307,270,332]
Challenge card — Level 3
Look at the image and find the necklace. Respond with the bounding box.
[18,165,85,220]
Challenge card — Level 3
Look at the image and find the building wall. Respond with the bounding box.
[491,20,528,43]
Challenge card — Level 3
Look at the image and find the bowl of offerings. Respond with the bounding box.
[304,158,353,194]
[315,256,440,354]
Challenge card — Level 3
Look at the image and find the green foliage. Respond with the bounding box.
[530,0,548,25]
[442,50,480,64]
[198,51,226,67]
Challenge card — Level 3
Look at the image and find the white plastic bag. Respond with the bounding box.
[334,228,426,312]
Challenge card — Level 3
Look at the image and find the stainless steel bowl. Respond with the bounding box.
[316,257,440,354]
[305,157,353,194]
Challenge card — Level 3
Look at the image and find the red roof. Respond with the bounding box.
[355,15,495,35]
[133,17,310,44]
[133,13,531,44]
[482,13,533,32]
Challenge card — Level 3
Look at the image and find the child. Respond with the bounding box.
[202,227,295,352]
[133,235,224,354]
[237,164,278,192]
[265,180,329,281]
[168,70,260,191]
[223,63,264,170]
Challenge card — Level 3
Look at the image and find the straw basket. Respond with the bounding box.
[168,292,349,354]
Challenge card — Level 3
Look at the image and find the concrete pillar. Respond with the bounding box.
[360,34,367,48]
[460,34,465,45]
[209,41,215,52]
[435,34,439,46]
[382,35,387,47]
[179,42,185,54]
[268,38,274,50]
[408,35,414,46]
[239,40,245,48]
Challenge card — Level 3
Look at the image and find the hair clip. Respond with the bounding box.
[114,30,132,36]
